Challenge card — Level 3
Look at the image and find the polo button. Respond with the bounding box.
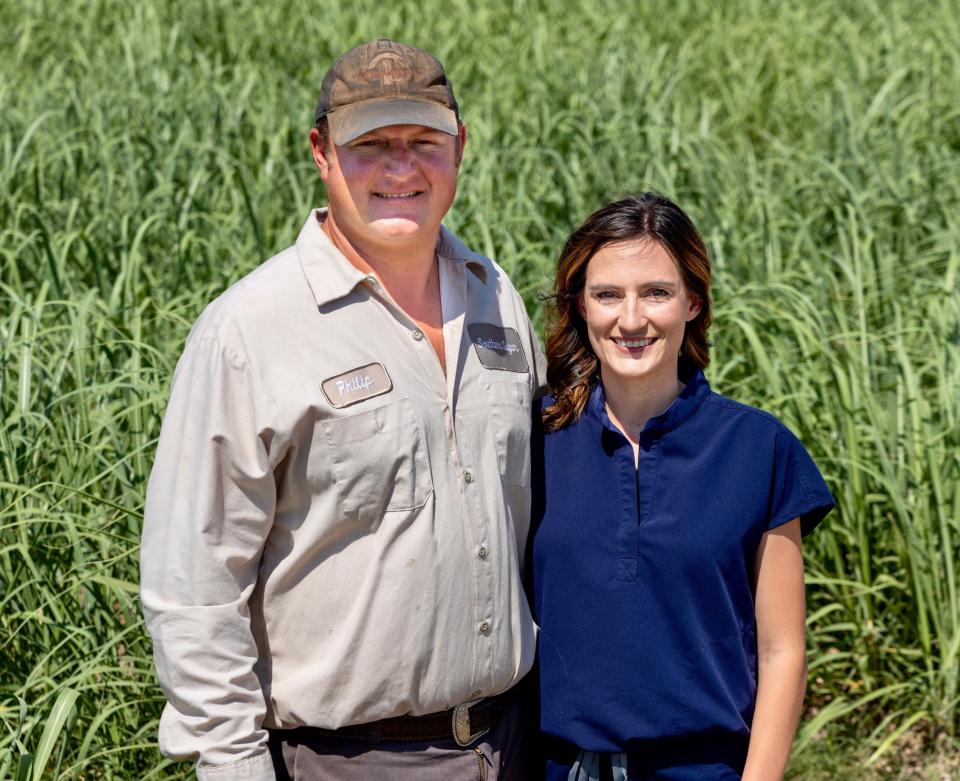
[364,275,378,286]
[463,470,473,483]
[477,545,487,559]
[479,621,490,634]
[411,330,424,341]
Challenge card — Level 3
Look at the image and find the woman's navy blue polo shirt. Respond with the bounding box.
[530,368,835,760]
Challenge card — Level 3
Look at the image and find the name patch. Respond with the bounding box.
[321,362,393,408]
[467,323,528,373]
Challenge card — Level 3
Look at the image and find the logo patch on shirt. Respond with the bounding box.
[467,323,528,373]
[321,362,393,408]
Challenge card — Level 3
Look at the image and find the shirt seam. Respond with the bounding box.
[767,492,834,531]
[186,334,283,457]
[702,395,785,425]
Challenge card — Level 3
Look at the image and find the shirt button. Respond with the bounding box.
[411,330,424,341]
[479,621,490,634]
[363,275,378,286]
[463,470,473,483]
[477,545,487,559]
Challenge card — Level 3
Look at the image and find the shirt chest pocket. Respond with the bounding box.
[485,379,532,487]
[320,397,432,527]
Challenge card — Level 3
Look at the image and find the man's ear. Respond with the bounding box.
[455,122,467,167]
[309,127,331,181]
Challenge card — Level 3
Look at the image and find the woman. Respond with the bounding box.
[529,193,834,780]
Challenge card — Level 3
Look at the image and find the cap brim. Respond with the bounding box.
[327,99,458,144]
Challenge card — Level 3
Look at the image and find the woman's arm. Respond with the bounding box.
[741,517,807,781]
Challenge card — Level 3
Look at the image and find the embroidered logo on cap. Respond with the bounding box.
[321,362,393,408]
[467,323,528,373]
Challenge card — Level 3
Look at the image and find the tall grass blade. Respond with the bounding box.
[29,688,78,781]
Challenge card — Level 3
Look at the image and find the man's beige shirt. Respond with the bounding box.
[141,210,545,779]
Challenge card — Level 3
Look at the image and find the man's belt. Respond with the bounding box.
[276,689,513,748]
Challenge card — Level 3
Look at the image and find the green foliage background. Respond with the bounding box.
[2,0,959,777]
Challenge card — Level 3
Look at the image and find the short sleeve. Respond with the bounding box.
[766,426,835,536]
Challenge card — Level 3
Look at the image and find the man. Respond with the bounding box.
[141,39,543,780]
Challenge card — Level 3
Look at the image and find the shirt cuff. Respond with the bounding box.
[197,750,276,781]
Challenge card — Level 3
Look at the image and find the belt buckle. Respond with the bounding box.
[451,698,488,747]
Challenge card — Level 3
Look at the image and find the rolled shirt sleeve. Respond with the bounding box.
[141,332,278,777]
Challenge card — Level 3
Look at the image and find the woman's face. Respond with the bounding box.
[579,239,701,391]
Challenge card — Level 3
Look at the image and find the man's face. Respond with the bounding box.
[310,122,466,254]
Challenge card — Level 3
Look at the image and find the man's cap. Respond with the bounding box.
[315,39,460,145]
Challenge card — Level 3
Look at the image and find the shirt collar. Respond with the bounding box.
[296,209,488,308]
[588,366,712,439]
[435,224,489,284]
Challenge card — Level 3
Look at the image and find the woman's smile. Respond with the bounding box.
[611,336,657,351]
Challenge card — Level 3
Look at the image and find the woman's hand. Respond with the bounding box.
[742,518,807,781]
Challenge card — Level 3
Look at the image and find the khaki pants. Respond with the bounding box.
[268,697,527,781]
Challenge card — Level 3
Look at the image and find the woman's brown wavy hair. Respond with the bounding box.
[542,192,712,433]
